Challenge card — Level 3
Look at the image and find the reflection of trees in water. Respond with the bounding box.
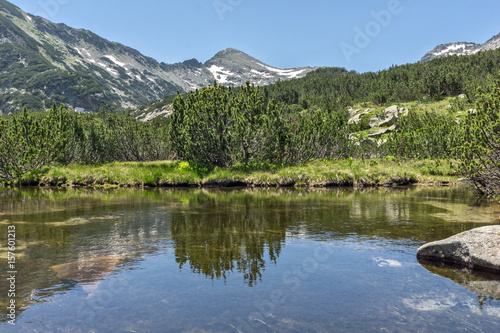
[170,194,288,286]
[0,186,491,321]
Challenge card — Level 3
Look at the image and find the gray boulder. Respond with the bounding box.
[348,108,375,125]
[417,226,500,273]
[347,107,361,117]
[369,105,408,128]
[368,125,396,138]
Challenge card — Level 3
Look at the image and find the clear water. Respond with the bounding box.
[1,186,500,332]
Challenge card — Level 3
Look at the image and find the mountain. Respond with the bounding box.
[421,33,500,62]
[0,0,316,114]
[204,48,314,87]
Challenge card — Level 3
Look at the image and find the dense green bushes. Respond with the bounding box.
[386,110,462,159]
[0,107,67,181]
[0,105,172,182]
[457,84,500,196]
[170,82,351,168]
[170,82,286,168]
[71,112,171,163]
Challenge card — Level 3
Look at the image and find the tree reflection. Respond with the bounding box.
[169,192,288,286]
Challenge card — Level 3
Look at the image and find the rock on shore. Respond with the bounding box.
[417,226,500,273]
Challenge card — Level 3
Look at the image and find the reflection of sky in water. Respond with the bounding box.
[1,187,500,332]
[14,243,500,332]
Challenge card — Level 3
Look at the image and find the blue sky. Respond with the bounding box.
[8,0,500,73]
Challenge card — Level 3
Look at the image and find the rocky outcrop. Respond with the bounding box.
[369,105,408,128]
[347,108,375,124]
[368,125,396,138]
[417,226,500,273]
[421,42,480,63]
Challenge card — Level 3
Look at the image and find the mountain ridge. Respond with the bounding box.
[421,32,500,62]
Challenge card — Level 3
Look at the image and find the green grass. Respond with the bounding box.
[13,158,461,188]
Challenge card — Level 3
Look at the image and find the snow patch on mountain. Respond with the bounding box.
[421,33,500,62]
[432,43,478,57]
[250,69,274,79]
[261,64,307,78]
[208,65,235,84]
[421,42,480,62]
[104,55,126,67]
[97,62,118,76]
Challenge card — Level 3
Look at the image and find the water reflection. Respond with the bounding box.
[169,195,287,286]
[50,255,123,296]
[0,186,499,328]
[418,259,500,309]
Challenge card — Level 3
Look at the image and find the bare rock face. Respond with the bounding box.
[420,33,500,63]
[369,105,408,128]
[347,108,375,125]
[417,226,500,273]
[0,2,317,114]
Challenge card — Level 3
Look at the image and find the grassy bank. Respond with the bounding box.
[11,158,461,188]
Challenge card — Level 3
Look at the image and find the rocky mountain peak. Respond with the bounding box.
[0,0,316,114]
[204,47,317,87]
[481,33,500,51]
[421,32,500,62]
[420,42,480,62]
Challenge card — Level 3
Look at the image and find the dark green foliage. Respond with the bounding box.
[371,92,388,105]
[456,84,500,196]
[386,111,462,159]
[170,82,352,168]
[171,82,289,167]
[262,49,500,110]
[103,113,171,162]
[0,106,70,181]
[284,109,351,163]
[66,111,172,164]
[0,104,173,182]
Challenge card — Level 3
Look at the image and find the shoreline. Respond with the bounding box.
[1,159,462,189]
[4,179,461,189]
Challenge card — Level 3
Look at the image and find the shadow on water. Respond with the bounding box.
[418,258,500,309]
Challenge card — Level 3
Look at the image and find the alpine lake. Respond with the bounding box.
[1,186,500,332]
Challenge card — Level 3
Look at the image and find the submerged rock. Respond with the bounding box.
[417,226,500,273]
[51,255,122,285]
